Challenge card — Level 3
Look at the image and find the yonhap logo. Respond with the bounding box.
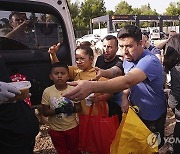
[147,132,161,148]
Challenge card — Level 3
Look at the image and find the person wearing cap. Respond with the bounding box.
[63,24,167,148]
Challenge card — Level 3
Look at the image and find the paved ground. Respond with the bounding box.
[34,107,175,154]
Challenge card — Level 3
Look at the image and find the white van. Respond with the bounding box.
[0,0,76,105]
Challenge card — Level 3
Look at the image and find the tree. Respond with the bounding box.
[139,4,158,15]
[68,0,81,31]
[106,10,114,15]
[79,0,106,30]
[115,1,133,15]
[165,2,180,15]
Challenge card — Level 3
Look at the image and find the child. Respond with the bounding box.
[41,62,81,154]
[48,44,114,153]
[48,43,112,115]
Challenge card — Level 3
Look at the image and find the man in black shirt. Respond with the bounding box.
[95,35,123,122]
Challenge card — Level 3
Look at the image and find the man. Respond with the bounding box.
[142,32,162,62]
[5,11,35,48]
[0,55,39,153]
[63,25,167,148]
[95,35,123,121]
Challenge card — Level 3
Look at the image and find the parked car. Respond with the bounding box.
[0,0,76,106]
[76,34,101,45]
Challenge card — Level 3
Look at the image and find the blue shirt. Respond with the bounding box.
[123,50,166,120]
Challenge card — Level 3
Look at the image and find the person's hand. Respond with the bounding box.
[0,82,21,104]
[55,103,75,114]
[63,80,93,101]
[64,103,76,113]
[86,93,100,104]
[91,67,104,81]
[121,97,130,113]
[14,20,30,32]
[48,43,61,54]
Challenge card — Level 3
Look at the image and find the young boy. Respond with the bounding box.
[41,62,81,154]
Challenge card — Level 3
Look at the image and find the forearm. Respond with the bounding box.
[102,66,122,79]
[91,68,145,94]
[50,53,59,64]
[156,40,167,50]
[42,108,56,117]
[122,89,130,100]
[91,76,130,94]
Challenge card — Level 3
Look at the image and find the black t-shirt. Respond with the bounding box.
[95,54,123,72]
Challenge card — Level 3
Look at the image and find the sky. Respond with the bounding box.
[71,0,179,14]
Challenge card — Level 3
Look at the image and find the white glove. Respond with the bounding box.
[0,82,21,104]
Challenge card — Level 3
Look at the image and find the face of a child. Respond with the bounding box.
[75,49,93,71]
[50,67,70,88]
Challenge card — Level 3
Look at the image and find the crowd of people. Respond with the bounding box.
[0,14,180,154]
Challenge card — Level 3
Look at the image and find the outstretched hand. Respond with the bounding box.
[62,80,93,101]
[90,67,103,81]
[48,43,61,54]
[0,82,21,104]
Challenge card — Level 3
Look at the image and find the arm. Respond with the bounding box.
[5,20,29,38]
[88,93,113,104]
[101,66,122,79]
[48,43,61,64]
[63,68,147,101]
[42,104,55,117]
[42,102,82,117]
[92,66,122,81]
[121,89,130,113]
[156,39,168,50]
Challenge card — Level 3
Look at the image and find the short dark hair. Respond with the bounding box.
[117,25,142,42]
[51,62,69,72]
[142,31,149,39]
[104,35,118,47]
[80,41,92,47]
[9,11,27,21]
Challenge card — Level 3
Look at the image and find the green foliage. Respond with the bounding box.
[80,0,106,29]
[139,4,158,15]
[165,2,180,15]
[115,1,133,15]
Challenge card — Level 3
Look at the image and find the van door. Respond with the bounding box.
[0,0,76,105]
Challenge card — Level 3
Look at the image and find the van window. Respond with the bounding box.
[0,4,74,106]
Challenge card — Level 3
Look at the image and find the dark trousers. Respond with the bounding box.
[173,122,180,154]
[142,111,167,149]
